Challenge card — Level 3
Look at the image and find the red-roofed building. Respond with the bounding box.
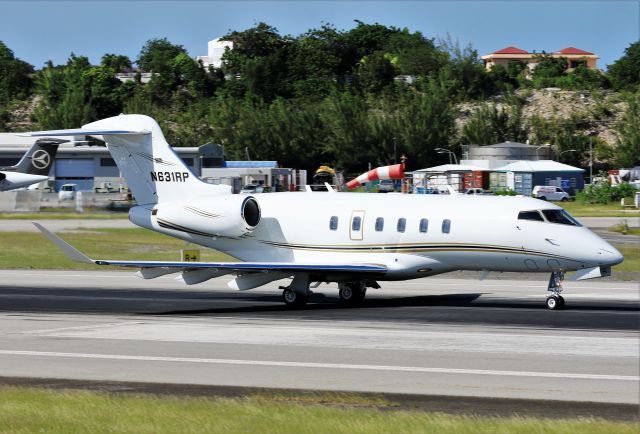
[481,46,598,71]
[553,47,598,69]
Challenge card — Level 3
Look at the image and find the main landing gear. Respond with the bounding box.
[338,280,379,305]
[338,281,367,305]
[545,271,565,310]
[280,277,380,308]
[280,274,311,308]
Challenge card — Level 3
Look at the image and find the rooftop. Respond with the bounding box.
[491,46,529,55]
[554,47,594,55]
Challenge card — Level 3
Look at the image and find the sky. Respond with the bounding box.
[1,0,637,70]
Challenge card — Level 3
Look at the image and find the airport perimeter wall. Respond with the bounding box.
[0,191,42,212]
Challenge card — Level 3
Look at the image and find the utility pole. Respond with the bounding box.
[393,137,397,165]
[589,138,593,184]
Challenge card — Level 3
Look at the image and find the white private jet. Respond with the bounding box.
[24,115,623,310]
[0,138,65,191]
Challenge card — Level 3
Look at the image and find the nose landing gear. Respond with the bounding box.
[545,271,565,310]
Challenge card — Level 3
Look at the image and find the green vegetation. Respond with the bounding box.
[0,229,233,269]
[555,200,640,217]
[609,222,640,235]
[575,179,638,205]
[0,25,638,175]
[0,387,637,434]
[608,41,640,91]
[0,210,128,219]
[614,245,640,273]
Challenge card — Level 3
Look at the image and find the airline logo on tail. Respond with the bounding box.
[30,150,51,170]
[150,171,190,182]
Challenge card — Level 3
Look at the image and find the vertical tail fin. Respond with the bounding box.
[81,114,229,205]
[9,138,65,175]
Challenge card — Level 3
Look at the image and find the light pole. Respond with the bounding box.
[589,137,593,184]
[558,149,576,162]
[435,148,458,165]
[535,144,551,160]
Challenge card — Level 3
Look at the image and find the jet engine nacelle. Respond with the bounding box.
[130,195,261,238]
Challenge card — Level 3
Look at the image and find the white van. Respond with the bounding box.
[532,185,570,201]
[58,184,77,200]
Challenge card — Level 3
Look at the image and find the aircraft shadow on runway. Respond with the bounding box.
[1,285,638,318]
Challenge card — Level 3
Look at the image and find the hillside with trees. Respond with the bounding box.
[0,22,638,174]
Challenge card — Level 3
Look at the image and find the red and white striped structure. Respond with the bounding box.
[346,163,405,189]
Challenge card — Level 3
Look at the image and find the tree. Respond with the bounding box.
[101,53,132,72]
[357,52,396,92]
[461,101,526,145]
[615,93,640,166]
[608,41,640,91]
[0,40,34,104]
[220,23,292,100]
[34,55,123,129]
[436,36,492,100]
[531,54,567,88]
[136,38,187,72]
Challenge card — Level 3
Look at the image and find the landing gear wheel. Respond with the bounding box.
[558,295,565,309]
[546,295,563,310]
[339,283,366,305]
[282,288,309,307]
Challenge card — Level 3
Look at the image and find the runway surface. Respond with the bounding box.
[0,270,637,407]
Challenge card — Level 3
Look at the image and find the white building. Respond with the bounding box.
[196,38,233,69]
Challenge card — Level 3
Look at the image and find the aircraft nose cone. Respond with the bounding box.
[598,244,623,266]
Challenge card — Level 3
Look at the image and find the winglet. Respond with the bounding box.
[32,222,94,264]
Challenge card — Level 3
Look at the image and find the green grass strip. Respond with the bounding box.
[0,228,234,269]
[0,386,637,434]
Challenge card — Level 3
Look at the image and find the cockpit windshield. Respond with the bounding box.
[518,209,582,226]
[541,209,582,226]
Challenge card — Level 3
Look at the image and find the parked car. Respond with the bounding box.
[377,180,396,193]
[532,185,570,201]
[240,184,265,194]
[464,188,491,195]
[58,183,77,200]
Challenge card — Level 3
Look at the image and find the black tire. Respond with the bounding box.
[546,295,561,310]
[558,295,565,308]
[339,284,366,305]
[561,197,568,202]
[539,196,547,201]
[282,288,309,307]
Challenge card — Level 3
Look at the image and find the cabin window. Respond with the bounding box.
[375,217,384,232]
[542,209,581,226]
[518,211,544,222]
[329,216,338,230]
[419,218,429,233]
[352,216,362,231]
[442,219,451,234]
[397,218,406,233]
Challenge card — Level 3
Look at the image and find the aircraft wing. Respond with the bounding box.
[33,222,387,275]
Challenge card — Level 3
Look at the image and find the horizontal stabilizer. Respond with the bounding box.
[18,129,148,137]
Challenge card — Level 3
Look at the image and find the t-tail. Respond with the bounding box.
[23,114,230,205]
[3,138,65,176]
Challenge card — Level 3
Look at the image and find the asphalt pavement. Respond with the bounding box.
[0,270,637,411]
